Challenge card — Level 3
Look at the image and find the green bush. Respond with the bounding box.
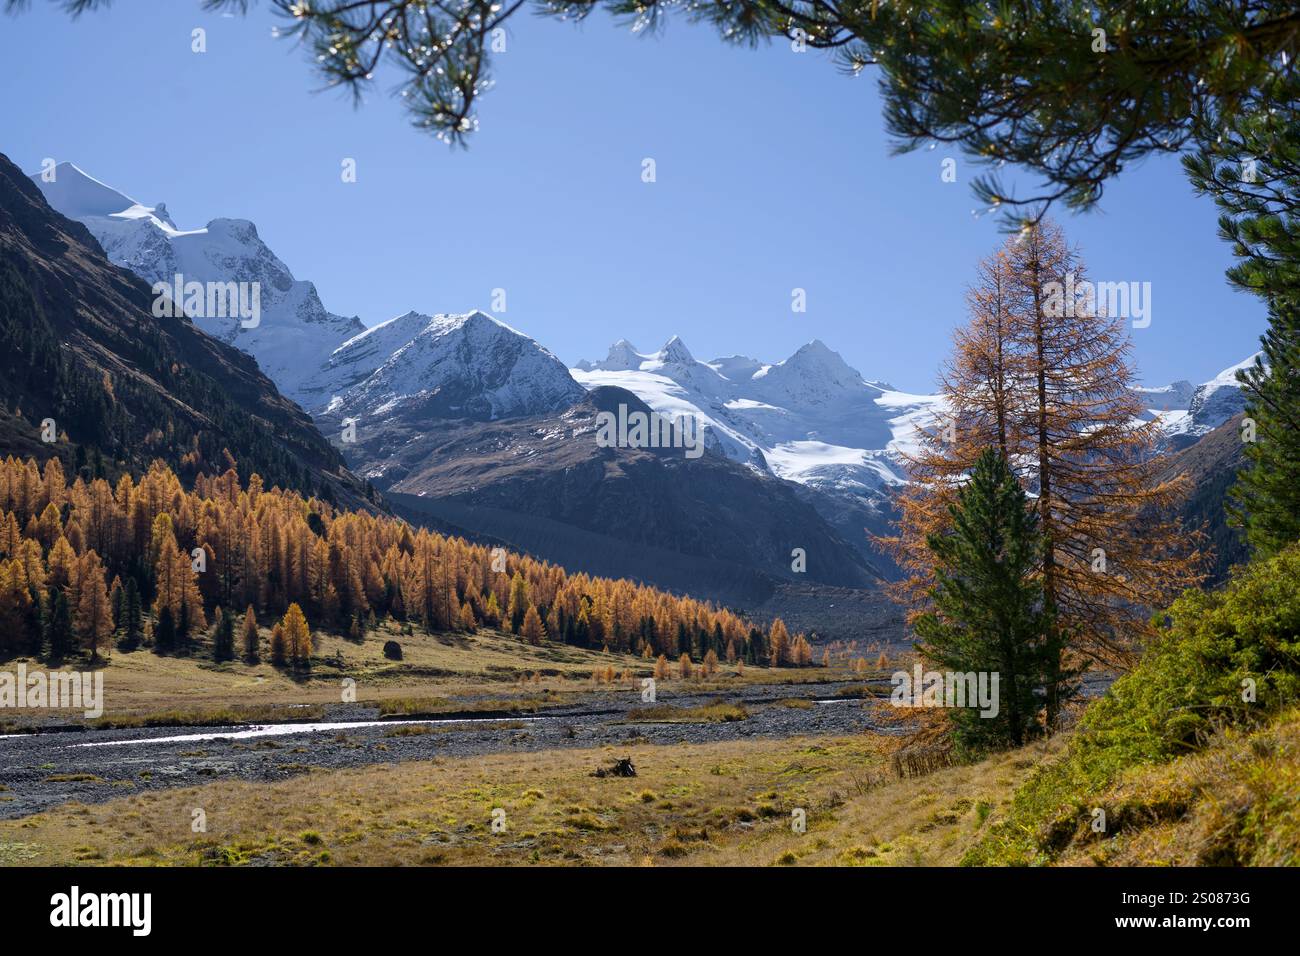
[965,544,1300,865]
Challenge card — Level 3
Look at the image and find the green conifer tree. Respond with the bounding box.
[1226,304,1300,557]
[118,578,143,651]
[42,590,73,663]
[154,606,176,655]
[212,607,236,662]
[1185,100,1300,557]
[912,448,1069,751]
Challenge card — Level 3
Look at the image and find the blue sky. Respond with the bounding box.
[0,1,1268,392]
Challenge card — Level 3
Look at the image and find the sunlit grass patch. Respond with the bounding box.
[623,702,748,723]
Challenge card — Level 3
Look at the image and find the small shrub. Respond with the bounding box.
[658,840,688,858]
[384,725,432,737]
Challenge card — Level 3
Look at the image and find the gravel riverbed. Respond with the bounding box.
[0,680,897,819]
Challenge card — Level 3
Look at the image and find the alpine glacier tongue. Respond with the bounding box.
[573,337,945,495]
[31,162,364,405]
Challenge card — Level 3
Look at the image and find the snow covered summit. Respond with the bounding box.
[32,162,365,404]
[573,336,945,494]
[1139,354,1260,441]
[319,309,586,422]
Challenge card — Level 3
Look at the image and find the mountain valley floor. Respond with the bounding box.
[3,624,1295,867]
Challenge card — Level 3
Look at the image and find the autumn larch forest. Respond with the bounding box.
[0,455,814,670]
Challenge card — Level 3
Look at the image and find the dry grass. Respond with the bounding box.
[2,622,868,726]
[0,732,1061,867]
[1,624,648,724]
[1047,708,1300,867]
[622,702,749,723]
[89,703,328,729]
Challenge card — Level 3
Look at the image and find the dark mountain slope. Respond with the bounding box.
[0,151,367,504]
[1161,412,1249,586]
[336,386,881,610]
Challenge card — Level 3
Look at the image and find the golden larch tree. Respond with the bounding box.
[882,221,1205,716]
[678,652,693,680]
[76,551,114,665]
[654,653,670,682]
[281,603,312,667]
[241,604,260,662]
[768,618,792,667]
[520,604,545,646]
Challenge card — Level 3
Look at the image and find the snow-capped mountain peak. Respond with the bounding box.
[750,339,868,408]
[587,338,642,371]
[573,336,941,495]
[782,339,862,383]
[32,163,364,405]
[1136,379,1197,410]
[33,164,589,429]
[1142,353,1260,441]
[33,162,170,227]
[320,309,586,422]
[708,354,765,383]
[659,335,695,366]
[584,336,699,373]
[572,332,1260,502]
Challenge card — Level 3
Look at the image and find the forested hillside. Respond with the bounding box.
[0,455,814,668]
